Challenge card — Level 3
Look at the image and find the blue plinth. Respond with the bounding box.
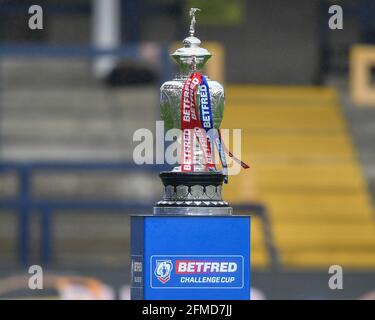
[131,215,251,300]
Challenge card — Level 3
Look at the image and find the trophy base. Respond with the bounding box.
[131,214,251,300]
[155,171,231,216]
[154,206,232,215]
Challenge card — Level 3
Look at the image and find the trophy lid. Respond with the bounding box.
[172,8,211,68]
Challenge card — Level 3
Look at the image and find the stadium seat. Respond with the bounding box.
[222,85,375,269]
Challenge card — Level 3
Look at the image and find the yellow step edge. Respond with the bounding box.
[226,86,339,101]
[281,252,375,269]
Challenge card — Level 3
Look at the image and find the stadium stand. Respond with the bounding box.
[222,85,375,269]
[0,58,160,266]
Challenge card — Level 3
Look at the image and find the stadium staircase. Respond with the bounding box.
[0,58,159,266]
[222,86,375,269]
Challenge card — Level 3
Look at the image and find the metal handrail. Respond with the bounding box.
[0,161,280,270]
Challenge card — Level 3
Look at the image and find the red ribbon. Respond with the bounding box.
[218,129,250,169]
[180,72,249,173]
[181,73,214,172]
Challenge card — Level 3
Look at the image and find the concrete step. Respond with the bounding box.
[0,85,158,160]
[1,58,97,88]
[0,212,134,267]
[32,172,161,200]
[0,144,129,160]
[0,171,161,200]
[1,89,110,114]
[1,116,154,139]
[0,173,17,197]
[1,86,159,111]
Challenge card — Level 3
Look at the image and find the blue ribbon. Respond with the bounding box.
[199,75,228,182]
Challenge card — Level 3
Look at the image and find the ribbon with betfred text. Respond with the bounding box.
[181,72,249,177]
[198,75,229,182]
[181,72,215,172]
[198,75,250,175]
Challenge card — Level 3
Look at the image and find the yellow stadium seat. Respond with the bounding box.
[222,85,375,270]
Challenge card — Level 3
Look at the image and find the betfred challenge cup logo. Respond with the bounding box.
[155,260,173,284]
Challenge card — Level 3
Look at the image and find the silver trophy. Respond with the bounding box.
[155,8,231,216]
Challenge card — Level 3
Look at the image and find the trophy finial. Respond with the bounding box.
[189,8,201,37]
[171,7,211,70]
